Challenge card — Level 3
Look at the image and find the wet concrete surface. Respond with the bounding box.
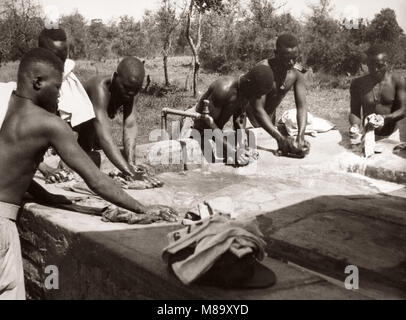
[26,128,406,299]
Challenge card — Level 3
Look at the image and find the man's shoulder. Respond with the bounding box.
[85,75,109,92]
[291,68,305,82]
[15,107,66,139]
[350,74,369,90]
[391,73,406,86]
[84,75,110,104]
[208,76,237,103]
[257,59,270,67]
[32,110,69,134]
[214,75,235,86]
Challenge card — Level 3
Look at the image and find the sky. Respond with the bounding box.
[39,0,406,32]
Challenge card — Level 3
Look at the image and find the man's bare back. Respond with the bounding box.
[187,65,275,166]
[194,76,242,131]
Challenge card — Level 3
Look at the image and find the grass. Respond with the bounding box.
[2,56,404,145]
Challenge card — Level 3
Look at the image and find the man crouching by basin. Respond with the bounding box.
[179,65,276,166]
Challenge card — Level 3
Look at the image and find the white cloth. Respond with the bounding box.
[0,82,17,130]
[187,197,236,220]
[58,59,95,127]
[279,109,335,137]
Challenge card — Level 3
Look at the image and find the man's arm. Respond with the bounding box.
[233,106,248,149]
[293,72,308,144]
[251,95,285,143]
[47,118,146,213]
[385,76,406,123]
[92,104,135,177]
[349,80,363,128]
[200,107,237,159]
[195,85,213,113]
[123,96,138,166]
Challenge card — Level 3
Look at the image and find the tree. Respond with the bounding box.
[185,0,224,97]
[302,0,366,75]
[112,16,143,57]
[157,0,184,86]
[200,0,244,72]
[60,11,87,59]
[87,19,110,61]
[0,0,43,62]
[366,8,403,43]
[366,8,405,66]
[139,10,161,58]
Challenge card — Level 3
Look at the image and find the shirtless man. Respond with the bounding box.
[249,33,310,157]
[349,44,406,141]
[77,57,161,187]
[0,48,175,300]
[188,65,275,165]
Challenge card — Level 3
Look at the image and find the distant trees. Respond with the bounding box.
[0,0,43,63]
[1,0,406,82]
[156,0,184,86]
[366,8,405,66]
[302,1,404,75]
[60,11,87,60]
[185,0,225,96]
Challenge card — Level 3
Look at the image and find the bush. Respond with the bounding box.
[308,71,353,90]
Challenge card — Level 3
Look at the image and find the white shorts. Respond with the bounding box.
[0,201,25,300]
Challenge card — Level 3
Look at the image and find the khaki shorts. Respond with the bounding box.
[0,202,25,300]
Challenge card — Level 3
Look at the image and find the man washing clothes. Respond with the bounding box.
[180,65,275,166]
[349,44,406,143]
[249,33,310,158]
[36,28,161,188]
[79,57,162,188]
[0,48,176,300]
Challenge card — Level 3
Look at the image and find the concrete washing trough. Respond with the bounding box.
[18,128,406,299]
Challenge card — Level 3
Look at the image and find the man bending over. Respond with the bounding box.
[189,65,275,165]
[249,33,310,158]
[78,57,161,188]
[0,48,174,300]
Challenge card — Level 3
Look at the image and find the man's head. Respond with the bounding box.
[38,28,68,62]
[275,33,299,70]
[17,48,64,112]
[240,65,275,99]
[112,57,145,103]
[366,44,389,80]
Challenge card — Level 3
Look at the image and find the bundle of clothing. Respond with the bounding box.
[47,190,179,225]
[162,214,276,289]
[278,109,336,138]
[102,205,178,224]
[108,168,164,189]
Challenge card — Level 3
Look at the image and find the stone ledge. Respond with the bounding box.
[18,203,367,300]
[21,131,406,300]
